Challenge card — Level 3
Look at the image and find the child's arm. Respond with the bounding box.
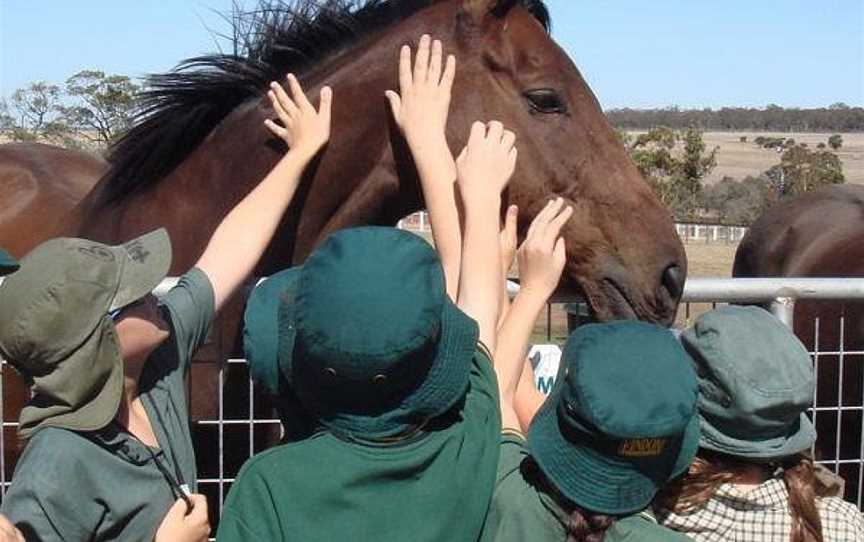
[498,204,518,330]
[196,75,332,312]
[495,199,571,430]
[386,35,462,299]
[514,357,547,432]
[455,122,517,352]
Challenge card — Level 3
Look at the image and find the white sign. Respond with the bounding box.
[528,344,561,396]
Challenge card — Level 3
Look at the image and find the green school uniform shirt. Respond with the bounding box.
[480,434,694,542]
[217,348,501,542]
[1,268,214,542]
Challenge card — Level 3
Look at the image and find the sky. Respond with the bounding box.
[1,0,862,109]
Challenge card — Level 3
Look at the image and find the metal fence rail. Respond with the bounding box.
[1,277,863,524]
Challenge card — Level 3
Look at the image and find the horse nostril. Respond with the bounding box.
[662,264,684,300]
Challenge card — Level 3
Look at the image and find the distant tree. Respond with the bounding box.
[701,175,771,225]
[739,136,747,143]
[817,142,826,149]
[628,127,717,220]
[0,100,13,133]
[785,138,796,147]
[3,82,73,144]
[765,144,844,197]
[605,105,864,132]
[59,70,140,147]
[828,134,843,150]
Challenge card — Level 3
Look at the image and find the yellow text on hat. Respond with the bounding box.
[618,438,667,457]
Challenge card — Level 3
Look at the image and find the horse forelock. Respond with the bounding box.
[97,0,550,207]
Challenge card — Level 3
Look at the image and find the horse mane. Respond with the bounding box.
[98,0,550,206]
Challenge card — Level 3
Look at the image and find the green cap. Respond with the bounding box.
[244,226,478,438]
[0,229,172,437]
[528,321,700,515]
[0,248,19,276]
[681,306,817,460]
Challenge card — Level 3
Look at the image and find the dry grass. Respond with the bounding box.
[645,131,864,185]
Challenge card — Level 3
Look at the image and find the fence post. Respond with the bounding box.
[770,296,796,329]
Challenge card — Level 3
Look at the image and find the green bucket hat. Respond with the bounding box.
[0,248,19,276]
[528,321,700,515]
[244,226,479,439]
[0,229,172,438]
[681,305,817,460]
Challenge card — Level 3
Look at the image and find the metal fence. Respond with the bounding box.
[0,277,863,527]
[399,212,749,245]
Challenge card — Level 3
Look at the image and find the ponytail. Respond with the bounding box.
[783,455,824,542]
[523,457,617,541]
[565,507,615,542]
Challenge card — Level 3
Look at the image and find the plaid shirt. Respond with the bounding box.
[656,478,864,541]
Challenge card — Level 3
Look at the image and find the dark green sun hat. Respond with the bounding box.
[681,305,817,460]
[244,226,479,439]
[528,321,700,516]
[0,229,172,437]
[0,248,19,276]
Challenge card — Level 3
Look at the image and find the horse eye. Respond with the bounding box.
[524,88,567,115]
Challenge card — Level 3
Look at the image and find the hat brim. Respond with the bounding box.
[109,229,172,312]
[19,318,124,438]
[699,411,816,460]
[528,385,700,515]
[244,268,300,396]
[0,248,19,276]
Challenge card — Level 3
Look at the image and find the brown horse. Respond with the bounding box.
[0,143,105,256]
[1,0,686,519]
[734,184,864,505]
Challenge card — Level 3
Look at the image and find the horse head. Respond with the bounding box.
[447,0,686,324]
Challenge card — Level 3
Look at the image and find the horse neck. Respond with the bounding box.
[73,3,471,273]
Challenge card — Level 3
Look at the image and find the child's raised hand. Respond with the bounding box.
[455,121,517,202]
[386,34,456,147]
[500,205,519,278]
[517,198,572,299]
[265,74,332,159]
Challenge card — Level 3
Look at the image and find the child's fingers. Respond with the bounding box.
[533,197,564,239]
[468,121,487,147]
[428,39,443,84]
[486,120,504,143]
[553,237,567,266]
[286,74,313,111]
[413,35,431,83]
[384,90,402,120]
[264,119,289,140]
[501,130,516,152]
[545,205,574,246]
[456,145,468,166]
[525,199,554,241]
[399,45,413,91]
[271,81,299,117]
[441,54,456,91]
[318,86,333,120]
[269,84,297,120]
[502,204,518,241]
[267,90,291,127]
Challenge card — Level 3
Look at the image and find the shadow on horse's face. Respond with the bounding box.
[443,1,686,324]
